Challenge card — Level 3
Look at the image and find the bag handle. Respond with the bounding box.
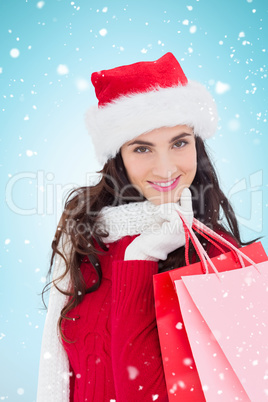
[182,217,244,270]
[192,218,261,271]
[180,216,222,278]
[192,219,245,268]
[181,219,209,274]
[178,213,261,277]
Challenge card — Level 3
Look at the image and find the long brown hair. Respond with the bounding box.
[42,136,249,342]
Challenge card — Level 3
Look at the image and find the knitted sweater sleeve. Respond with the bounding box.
[111,259,168,402]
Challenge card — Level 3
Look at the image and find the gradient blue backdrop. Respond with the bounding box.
[1,0,267,400]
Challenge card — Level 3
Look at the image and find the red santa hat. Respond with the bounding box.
[85,52,218,165]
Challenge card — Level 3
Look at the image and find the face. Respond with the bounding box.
[121,125,197,205]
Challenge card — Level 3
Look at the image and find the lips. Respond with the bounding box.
[148,176,181,192]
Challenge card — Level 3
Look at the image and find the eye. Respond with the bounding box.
[173,140,187,149]
[134,146,150,153]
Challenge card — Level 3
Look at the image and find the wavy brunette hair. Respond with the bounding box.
[42,136,249,342]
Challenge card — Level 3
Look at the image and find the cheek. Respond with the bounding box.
[122,154,147,184]
[129,163,148,183]
[179,147,197,174]
[190,152,197,174]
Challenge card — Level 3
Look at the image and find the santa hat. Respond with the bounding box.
[85,52,218,165]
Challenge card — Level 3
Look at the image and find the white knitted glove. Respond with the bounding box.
[124,188,193,261]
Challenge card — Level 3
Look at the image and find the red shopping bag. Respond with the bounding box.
[172,218,268,401]
[153,219,268,401]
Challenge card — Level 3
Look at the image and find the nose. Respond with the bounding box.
[151,153,177,178]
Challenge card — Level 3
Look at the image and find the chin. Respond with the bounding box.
[145,193,179,205]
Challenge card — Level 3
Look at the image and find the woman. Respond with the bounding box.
[37,53,244,401]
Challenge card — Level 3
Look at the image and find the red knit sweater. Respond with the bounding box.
[61,232,238,402]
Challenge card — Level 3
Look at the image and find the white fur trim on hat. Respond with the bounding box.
[85,81,218,165]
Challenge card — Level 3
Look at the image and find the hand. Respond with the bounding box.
[124,188,193,261]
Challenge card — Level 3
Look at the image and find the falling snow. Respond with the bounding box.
[10,48,20,58]
[176,322,183,330]
[37,1,45,9]
[183,357,193,366]
[99,28,108,36]
[1,2,267,401]
[44,352,51,359]
[228,119,240,131]
[127,366,139,380]
[215,81,231,94]
[189,25,197,34]
[57,64,69,75]
[75,78,90,91]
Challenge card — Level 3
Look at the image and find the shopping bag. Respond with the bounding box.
[153,217,268,401]
[172,218,268,402]
[175,262,268,402]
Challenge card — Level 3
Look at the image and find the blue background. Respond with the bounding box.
[0,0,267,400]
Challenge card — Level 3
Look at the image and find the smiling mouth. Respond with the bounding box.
[148,176,181,192]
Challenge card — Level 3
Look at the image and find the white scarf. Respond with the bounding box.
[36,201,172,401]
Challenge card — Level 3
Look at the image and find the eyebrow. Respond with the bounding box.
[127,132,193,147]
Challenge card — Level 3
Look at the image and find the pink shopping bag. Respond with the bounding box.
[172,217,268,401]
